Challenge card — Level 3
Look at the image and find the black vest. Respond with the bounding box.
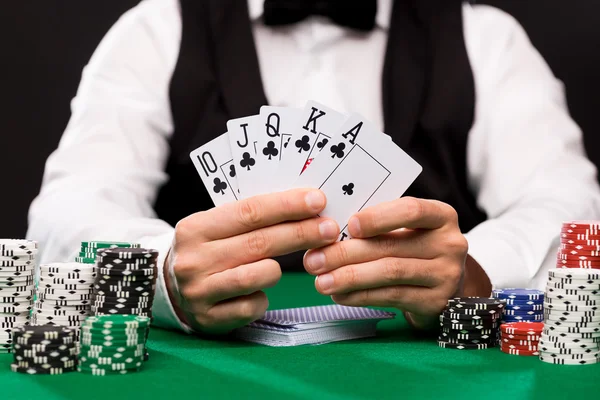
[154,0,486,270]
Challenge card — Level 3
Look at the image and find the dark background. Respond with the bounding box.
[1,0,599,238]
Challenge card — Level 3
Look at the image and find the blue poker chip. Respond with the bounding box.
[504,304,544,311]
[500,298,544,306]
[493,288,545,301]
[502,314,545,322]
[503,309,544,316]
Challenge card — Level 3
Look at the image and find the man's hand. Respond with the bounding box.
[165,189,339,335]
[303,197,489,330]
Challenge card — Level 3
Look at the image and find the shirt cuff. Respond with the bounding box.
[138,230,193,334]
[464,227,532,290]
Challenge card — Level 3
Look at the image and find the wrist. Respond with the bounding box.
[163,248,192,326]
[459,253,492,298]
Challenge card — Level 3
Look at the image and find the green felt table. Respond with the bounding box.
[1,272,599,400]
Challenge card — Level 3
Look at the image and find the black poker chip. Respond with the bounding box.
[441,311,501,322]
[438,340,490,350]
[439,319,499,330]
[96,268,155,277]
[12,347,79,359]
[11,363,77,374]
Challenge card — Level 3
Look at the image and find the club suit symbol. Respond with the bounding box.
[342,183,354,195]
[295,135,310,153]
[263,141,279,160]
[240,152,256,170]
[229,165,236,177]
[330,142,346,158]
[213,178,227,195]
[316,138,329,151]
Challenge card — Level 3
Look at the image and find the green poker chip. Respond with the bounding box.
[78,252,98,258]
[82,315,150,328]
[75,257,96,264]
[81,242,141,249]
[77,366,142,375]
[79,345,145,358]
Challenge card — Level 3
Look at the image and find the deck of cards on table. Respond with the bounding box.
[189,100,422,346]
[190,100,423,242]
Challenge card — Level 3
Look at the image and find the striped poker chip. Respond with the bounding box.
[538,345,600,355]
[539,355,600,365]
[437,340,489,350]
[543,302,599,311]
[493,288,544,301]
[539,350,600,360]
[0,263,35,270]
[539,339,600,349]
[544,296,600,305]
[500,322,544,335]
[39,276,95,285]
[546,282,600,291]
[11,363,76,375]
[544,320,600,328]
[546,287,600,296]
[545,310,600,318]
[500,347,539,356]
[0,240,38,251]
[543,326,600,335]
[0,270,35,278]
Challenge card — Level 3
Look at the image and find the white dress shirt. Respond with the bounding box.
[27,0,600,333]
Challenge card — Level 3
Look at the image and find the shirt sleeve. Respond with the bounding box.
[26,0,191,332]
[462,4,600,290]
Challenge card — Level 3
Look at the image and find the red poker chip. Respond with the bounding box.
[561,237,600,246]
[560,245,600,253]
[558,249,600,257]
[501,334,542,342]
[563,221,600,230]
[557,253,600,261]
[561,235,600,243]
[555,261,600,269]
[502,339,540,347]
[561,229,600,234]
[500,322,544,335]
[499,347,540,356]
[501,343,539,351]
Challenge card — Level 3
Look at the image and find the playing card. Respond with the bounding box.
[233,305,396,347]
[273,101,346,191]
[258,304,396,326]
[189,133,240,206]
[293,114,422,240]
[256,106,300,174]
[227,115,266,198]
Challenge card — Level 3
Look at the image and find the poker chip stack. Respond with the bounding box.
[438,297,505,350]
[499,322,543,356]
[557,221,600,269]
[492,288,545,323]
[91,248,158,319]
[78,315,150,376]
[76,241,141,265]
[10,325,78,375]
[540,268,600,365]
[32,263,95,333]
[0,239,38,353]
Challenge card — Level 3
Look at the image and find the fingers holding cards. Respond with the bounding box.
[293,113,422,241]
[190,101,422,243]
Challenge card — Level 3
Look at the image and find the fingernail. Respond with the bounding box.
[317,273,334,291]
[348,216,361,236]
[305,190,326,211]
[305,250,326,271]
[319,220,339,240]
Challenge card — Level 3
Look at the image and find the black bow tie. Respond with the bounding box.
[263,0,378,32]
